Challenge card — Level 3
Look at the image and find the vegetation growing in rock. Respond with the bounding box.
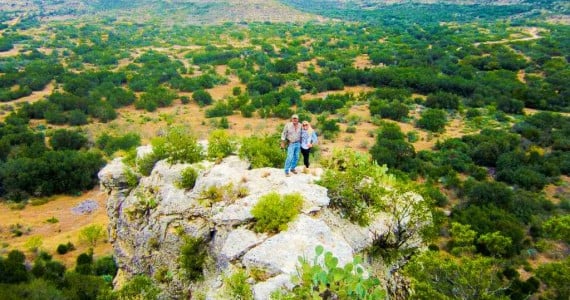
[176,167,198,190]
[251,192,303,233]
[152,126,204,164]
[223,269,253,300]
[273,245,385,299]
[207,129,236,161]
[179,236,208,282]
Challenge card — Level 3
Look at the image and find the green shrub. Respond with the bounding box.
[116,275,161,300]
[193,89,213,106]
[207,129,236,160]
[407,131,419,143]
[152,126,204,164]
[136,153,159,176]
[123,167,140,189]
[272,246,385,299]
[177,167,198,190]
[96,132,141,156]
[239,134,286,168]
[75,252,93,275]
[224,269,253,300]
[320,148,395,225]
[78,224,105,249]
[251,192,303,233]
[417,109,447,133]
[94,255,118,277]
[46,217,59,224]
[420,185,448,207]
[55,242,75,255]
[179,236,208,282]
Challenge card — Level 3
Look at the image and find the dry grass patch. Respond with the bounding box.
[0,187,111,267]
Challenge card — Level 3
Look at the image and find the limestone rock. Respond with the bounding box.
[99,150,429,298]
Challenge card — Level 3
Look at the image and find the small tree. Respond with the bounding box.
[193,89,213,106]
[417,109,447,133]
[79,224,105,249]
[152,126,204,164]
[207,129,236,160]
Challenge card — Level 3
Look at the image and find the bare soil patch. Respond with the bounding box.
[353,54,373,69]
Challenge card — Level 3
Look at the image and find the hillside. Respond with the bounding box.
[0,0,569,299]
[2,0,567,25]
[0,0,322,25]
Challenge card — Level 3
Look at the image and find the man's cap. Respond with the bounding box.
[291,114,299,119]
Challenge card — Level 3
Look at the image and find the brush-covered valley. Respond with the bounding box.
[0,0,569,299]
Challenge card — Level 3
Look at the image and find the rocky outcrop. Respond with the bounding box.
[99,151,428,299]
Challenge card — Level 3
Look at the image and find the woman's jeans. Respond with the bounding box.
[284,142,300,173]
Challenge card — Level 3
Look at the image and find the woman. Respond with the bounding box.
[300,121,318,169]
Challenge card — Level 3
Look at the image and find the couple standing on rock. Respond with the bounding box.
[280,114,318,176]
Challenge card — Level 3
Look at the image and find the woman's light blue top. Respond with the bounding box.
[301,130,318,150]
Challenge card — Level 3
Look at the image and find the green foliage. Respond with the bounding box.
[224,269,253,300]
[96,132,141,156]
[369,122,416,173]
[238,134,285,168]
[369,100,410,121]
[417,108,447,132]
[319,148,395,225]
[0,150,105,201]
[419,184,448,207]
[152,126,204,164]
[193,89,213,106]
[135,86,177,111]
[452,205,524,257]
[477,231,512,258]
[206,100,233,118]
[207,129,236,160]
[404,251,508,300]
[56,242,75,255]
[75,252,93,275]
[136,152,160,176]
[176,167,198,190]
[535,257,570,300]
[0,279,65,299]
[179,236,208,282]
[542,214,570,243]
[425,91,461,110]
[62,272,111,299]
[251,192,303,233]
[0,250,29,284]
[94,255,117,277]
[49,129,88,150]
[273,246,385,300]
[115,275,161,300]
[78,224,105,249]
[370,190,433,260]
[449,222,477,255]
[46,216,59,224]
[199,182,249,206]
[25,236,43,253]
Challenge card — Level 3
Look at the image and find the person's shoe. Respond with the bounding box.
[285,172,291,177]
[291,169,298,174]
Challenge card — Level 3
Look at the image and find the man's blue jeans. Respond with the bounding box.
[284,142,300,174]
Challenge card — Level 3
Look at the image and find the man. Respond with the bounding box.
[280,114,301,176]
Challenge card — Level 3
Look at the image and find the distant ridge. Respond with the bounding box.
[0,0,323,25]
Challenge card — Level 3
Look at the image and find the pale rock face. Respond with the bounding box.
[98,149,429,299]
[242,214,353,276]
